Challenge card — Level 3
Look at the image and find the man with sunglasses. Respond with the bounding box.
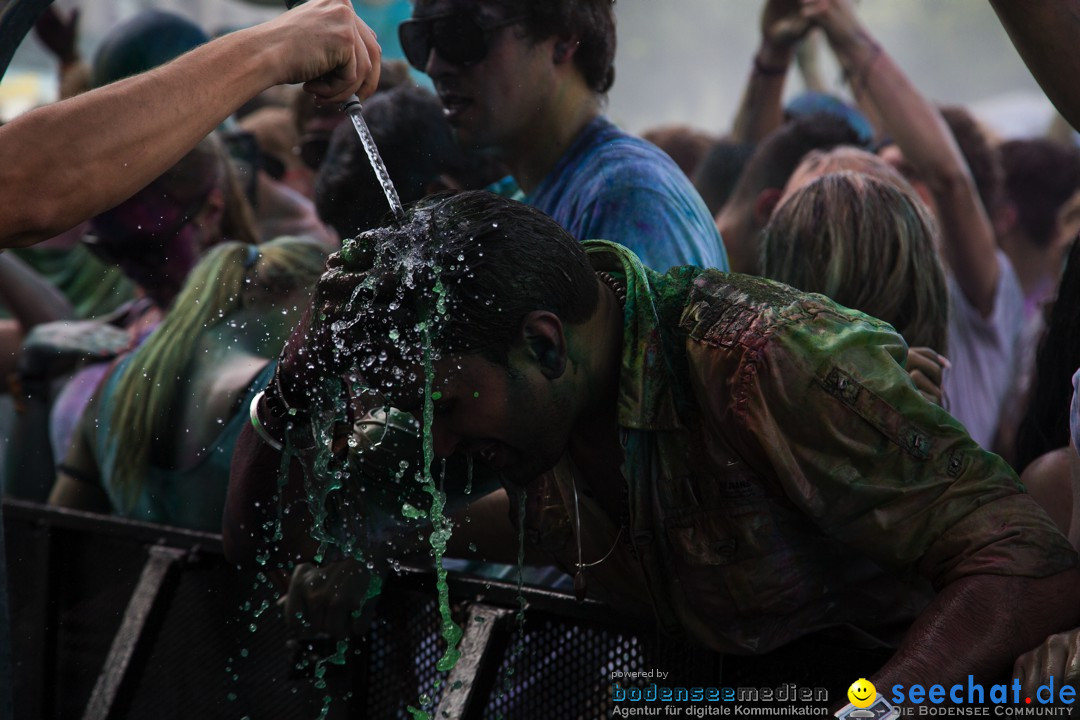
[399,0,728,272]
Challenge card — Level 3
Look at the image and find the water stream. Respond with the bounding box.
[344,99,405,221]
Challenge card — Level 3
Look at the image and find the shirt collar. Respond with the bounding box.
[584,241,698,431]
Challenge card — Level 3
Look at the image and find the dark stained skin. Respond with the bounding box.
[989,0,1080,133]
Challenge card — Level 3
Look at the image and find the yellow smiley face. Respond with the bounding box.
[847,678,876,708]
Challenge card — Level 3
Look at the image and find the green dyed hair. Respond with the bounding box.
[106,236,327,510]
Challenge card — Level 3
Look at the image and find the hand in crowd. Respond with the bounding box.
[1013,629,1080,703]
[799,0,862,48]
[254,0,382,105]
[760,0,811,57]
[283,559,377,638]
[275,249,373,406]
[33,5,81,65]
[906,347,950,407]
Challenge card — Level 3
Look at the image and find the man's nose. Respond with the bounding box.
[430,421,460,459]
[425,47,456,78]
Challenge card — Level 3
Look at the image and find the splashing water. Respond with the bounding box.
[344,98,404,221]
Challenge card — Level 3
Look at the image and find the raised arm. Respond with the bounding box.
[0,253,74,328]
[805,0,1000,316]
[0,0,381,250]
[730,0,810,144]
[989,0,1080,134]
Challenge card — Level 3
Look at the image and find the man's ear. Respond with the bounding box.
[553,35,580,65]
[752,188,782,228]
[519,311,567,379]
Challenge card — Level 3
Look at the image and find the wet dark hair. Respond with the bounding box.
[315,86,467,237]
[417,0,617,94]
[1000,138,1080,248]
[1014,237,1080,472]
[329,191,599,392]
[726,114,863,209]
[939,106,1002,215]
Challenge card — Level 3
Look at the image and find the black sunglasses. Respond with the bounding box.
[399,11,527,72]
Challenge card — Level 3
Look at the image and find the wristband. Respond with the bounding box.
[753,52,788,77]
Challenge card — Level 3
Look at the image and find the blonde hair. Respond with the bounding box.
[762,171,949,352]
[106,237,326,509]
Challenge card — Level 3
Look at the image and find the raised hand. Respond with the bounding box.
[33,5,80,65]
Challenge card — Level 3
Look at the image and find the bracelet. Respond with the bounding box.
[249,390,318,454]
[753,52,788,77]
[249,391,284,451]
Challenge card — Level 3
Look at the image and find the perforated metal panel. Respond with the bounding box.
[6,502,890,720]
[360,594,453,717]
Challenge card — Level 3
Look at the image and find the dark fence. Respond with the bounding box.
[4,499,890,719]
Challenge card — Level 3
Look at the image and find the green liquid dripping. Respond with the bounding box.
[419,313,462,674]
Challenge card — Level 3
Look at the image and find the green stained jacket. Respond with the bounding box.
[525,241,1076,655]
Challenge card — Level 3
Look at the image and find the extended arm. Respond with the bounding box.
[0,0,380,249]
[989,0,1080,134]
[0,253,74,328]
[48,395,111,514]
[0,253,74,391]
[806,0,999,316]
[730,0,810,144]
[878,570,1080,693]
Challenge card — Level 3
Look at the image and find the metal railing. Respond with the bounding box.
[4,499,889,719]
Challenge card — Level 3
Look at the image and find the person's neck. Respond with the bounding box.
[506,87,601,195]
[564,278,625,499]
[714,204,755,274]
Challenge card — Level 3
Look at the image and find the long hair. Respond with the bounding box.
[105,237,326,509]
[1014,237,1080,471]
[761,171,949,352]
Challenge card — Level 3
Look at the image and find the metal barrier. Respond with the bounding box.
[4,499,890,719]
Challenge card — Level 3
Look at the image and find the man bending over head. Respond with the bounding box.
[229,190,1080,690]
[398,0,726,271]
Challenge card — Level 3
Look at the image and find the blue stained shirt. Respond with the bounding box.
[524,116,728,273]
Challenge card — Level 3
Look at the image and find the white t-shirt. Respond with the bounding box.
[943,251,1025,449]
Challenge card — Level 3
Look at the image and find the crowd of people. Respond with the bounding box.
[5,0,1080,710]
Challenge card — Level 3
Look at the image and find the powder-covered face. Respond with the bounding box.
[386,350,573,489]
[89,191,205,303]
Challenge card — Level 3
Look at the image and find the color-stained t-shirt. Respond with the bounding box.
[87,357,276,533]
[525,242,1076,654]
[942,251,1025,449]
[524,116,728,273]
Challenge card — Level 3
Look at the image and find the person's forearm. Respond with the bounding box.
[874,571,1080,692]
[825,24,999,315]
[1,0,380,250]
[989,0,1080,134]
[731,43,792,144]
[0,26,281,249]
[0,252,74,327]
[225,423,319,573]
